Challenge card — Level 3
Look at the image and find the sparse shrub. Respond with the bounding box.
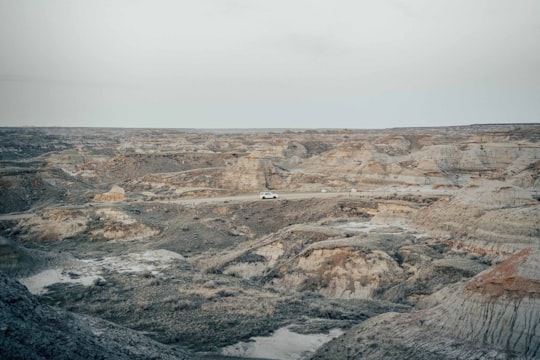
[317,305,342,319]
[192,275,206,285]
[163,295,178,304]
[204,293,219,301]
[359,275,371,287]
[93,277,107,287]
[202,280,217,289]
[300,291,324,300]
[137,301,152,311]
[140,270,153,278]
[217,289,235,297]
[175,299,196,310]
[147,278,161,286]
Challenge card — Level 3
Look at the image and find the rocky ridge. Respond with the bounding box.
[0,271,190,360]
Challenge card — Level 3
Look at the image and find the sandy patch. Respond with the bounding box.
[334,221,401,233]
[19,249,185,295]
[19,268,101,295]
[334,221,428,239]
[85,249,185,274]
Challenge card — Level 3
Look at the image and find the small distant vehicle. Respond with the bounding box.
[260,191,279,199]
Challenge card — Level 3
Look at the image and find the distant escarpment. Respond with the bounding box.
[2,125,538,213]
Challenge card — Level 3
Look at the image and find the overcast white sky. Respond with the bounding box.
[1,0,539,129]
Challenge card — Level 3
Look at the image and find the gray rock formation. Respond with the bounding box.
[413,180,539,255]
[0,236,29,273]
[0,271,191,360]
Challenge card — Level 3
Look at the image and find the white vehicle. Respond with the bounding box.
[260,191,279,199]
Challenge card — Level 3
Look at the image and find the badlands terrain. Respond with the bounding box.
[0,124,539,359]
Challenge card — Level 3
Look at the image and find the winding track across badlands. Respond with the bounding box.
[169,188,455,205]
[0,188,455,220]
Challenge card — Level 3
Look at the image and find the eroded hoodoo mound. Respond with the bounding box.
[313,249,540,359]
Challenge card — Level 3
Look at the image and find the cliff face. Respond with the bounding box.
[220,156,286,191]
[413,179,539,255]
[313,249,540,359]
[0,236,34,275]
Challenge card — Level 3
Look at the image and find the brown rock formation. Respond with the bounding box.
[273,244,405,299]
[221,156,288,191]
[465,248,540,299]
[93,185,125,202]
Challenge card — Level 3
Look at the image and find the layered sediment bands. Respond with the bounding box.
[17,209,88,241]
[1,125,538,210]
[15,207,159,243]
[203,224,345,277]
[100,152,229,182]
[273,245,405,299]
[220,156,287,191]
[426,249,540,358]
[413,180,539,255]
[0,169,70,213]
[206,218,455,302]
[465,248,540,299]
[313,249,540,359]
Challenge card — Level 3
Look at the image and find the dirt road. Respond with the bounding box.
[168,187,453,205]
[0,188,453,219]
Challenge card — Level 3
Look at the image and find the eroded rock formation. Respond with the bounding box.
[413,179,539,255]
[93,185,125,202]
[313,249,540,359]
[0,271,190,360]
